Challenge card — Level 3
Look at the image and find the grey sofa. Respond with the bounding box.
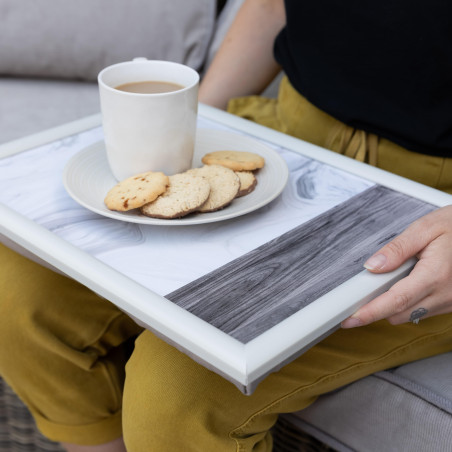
[1,1,451,451]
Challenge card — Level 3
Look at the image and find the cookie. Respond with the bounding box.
[201,150,265,171]
[104,171,169,211]
[235,171,257,198]
[140,173,210,219]
[187,165,240,212]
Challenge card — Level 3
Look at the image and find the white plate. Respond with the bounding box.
[63,128,289,226]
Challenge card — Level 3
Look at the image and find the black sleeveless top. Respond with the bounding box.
[274,0,452,157]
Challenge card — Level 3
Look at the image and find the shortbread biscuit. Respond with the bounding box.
[188,165,240,212]
[104,171,169,211]
[201,150,265,171]
[140,173,210,219]
[235,171,257,197]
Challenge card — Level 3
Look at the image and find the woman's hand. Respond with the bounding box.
[342,205,452,328]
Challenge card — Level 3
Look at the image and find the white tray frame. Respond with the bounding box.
[1,104,451,393]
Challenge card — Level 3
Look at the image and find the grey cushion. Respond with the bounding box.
[0,78,99,144]
[0,0,216,80]
[283,352,452,452]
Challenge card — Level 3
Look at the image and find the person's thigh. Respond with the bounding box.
[123,315,452,451]
[229,77,452,194]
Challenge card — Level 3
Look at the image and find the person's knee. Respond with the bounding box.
[0,245,54,341]
[0,244,130,362]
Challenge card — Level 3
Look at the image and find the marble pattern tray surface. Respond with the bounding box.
[0,116,374,297]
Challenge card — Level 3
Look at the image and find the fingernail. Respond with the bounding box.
[341,317,362,328]
[364,253,387,270]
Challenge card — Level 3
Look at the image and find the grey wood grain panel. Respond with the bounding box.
[166,186,435,343]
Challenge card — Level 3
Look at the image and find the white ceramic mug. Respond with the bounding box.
[98,58,199,180]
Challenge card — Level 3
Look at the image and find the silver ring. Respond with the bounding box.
[410,308,428,324]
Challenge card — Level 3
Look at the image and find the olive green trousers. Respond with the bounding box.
[1,77,451,450]
[228,77,452,193]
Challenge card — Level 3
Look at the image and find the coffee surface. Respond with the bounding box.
[115,80,184,94]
